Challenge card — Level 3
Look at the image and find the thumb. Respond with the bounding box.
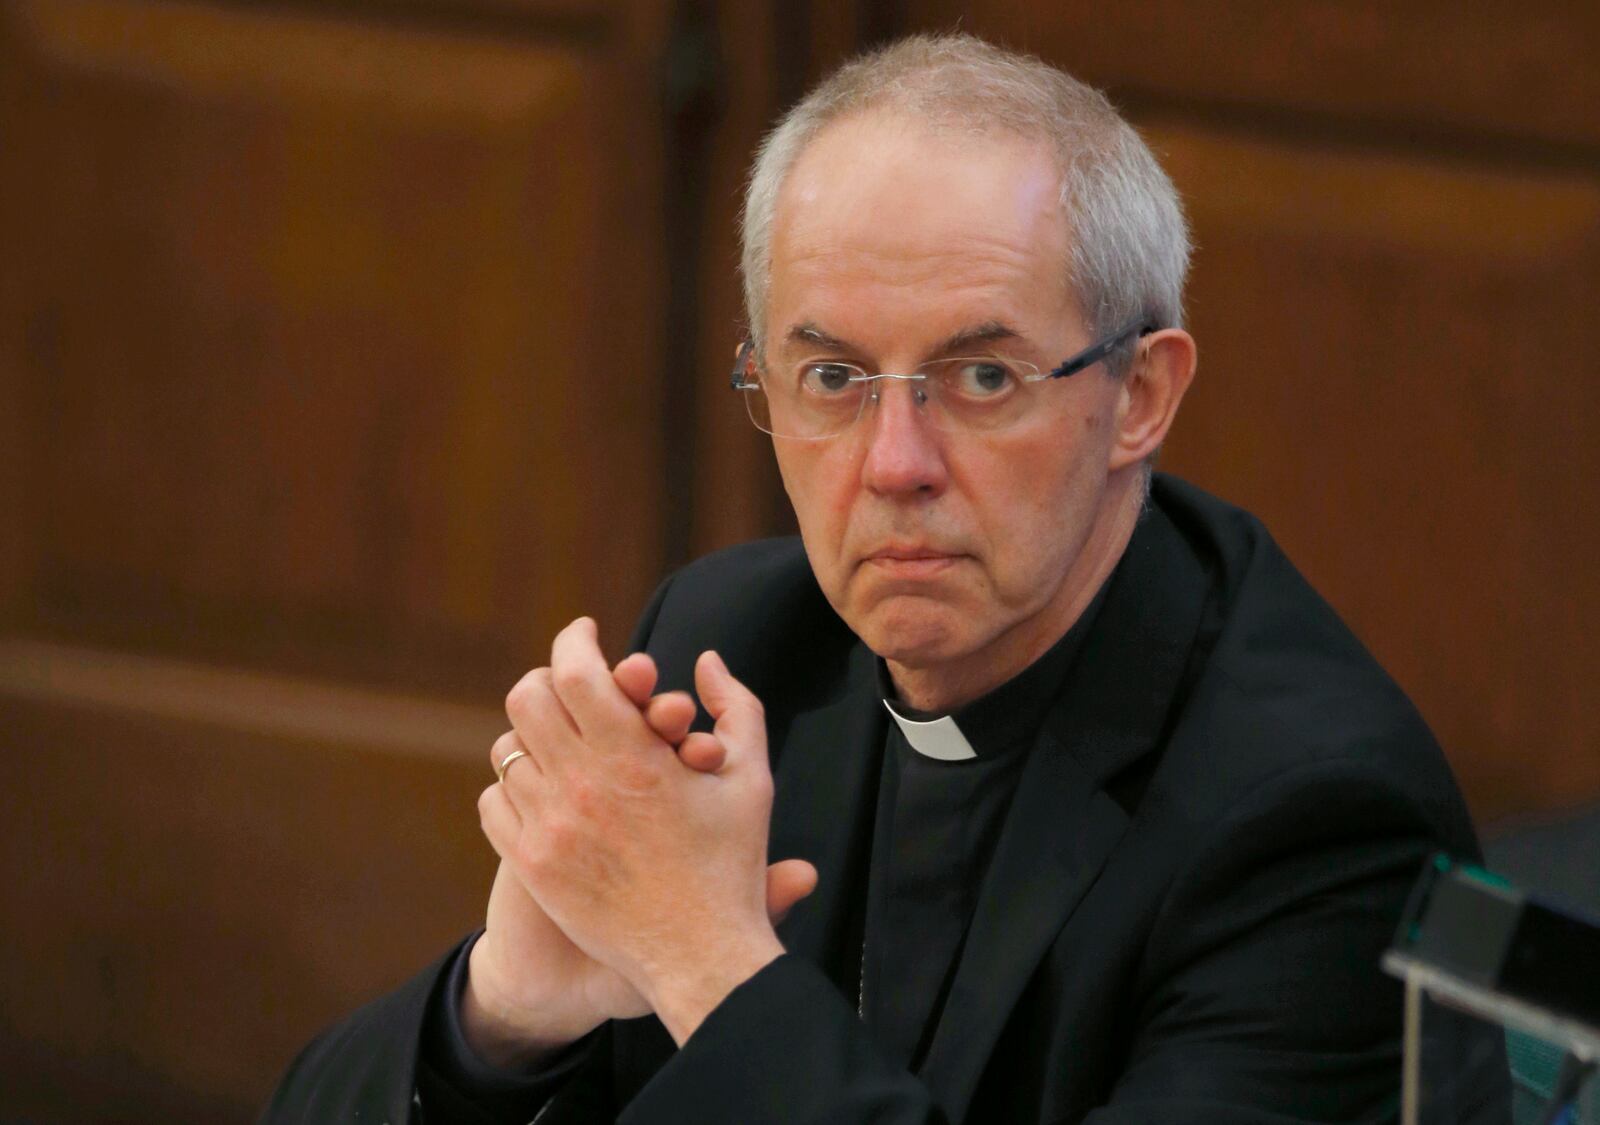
[694,650,766,751]
[765,858,818,924]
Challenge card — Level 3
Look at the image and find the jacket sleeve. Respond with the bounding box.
[614,956,951,1125]
[612,759,1509,1125]
[260,945,457,1125]
[414,935,601,1124]
[1079,760,1509,1125]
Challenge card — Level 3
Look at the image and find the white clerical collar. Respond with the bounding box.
[882,699,978,762]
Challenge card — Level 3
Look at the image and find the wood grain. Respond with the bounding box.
[5,2,1599,1120]
[0,662,499,1120]
[1147,123,1600,822]
[907,0,1600,154]
[3,0,664,697]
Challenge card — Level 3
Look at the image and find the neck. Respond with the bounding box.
[886,471,1144,713]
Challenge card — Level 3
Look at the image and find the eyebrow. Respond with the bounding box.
[934,321,1021,355]
[785,319,1022,357]
[787,322,851,351]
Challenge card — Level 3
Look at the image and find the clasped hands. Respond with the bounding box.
[464,618,818,1068]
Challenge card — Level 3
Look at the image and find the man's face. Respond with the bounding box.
[765,113,1136,696]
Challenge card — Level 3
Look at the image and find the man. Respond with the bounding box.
[266,34,1503,1124]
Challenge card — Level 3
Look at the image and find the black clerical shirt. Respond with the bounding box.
[860,596,1099,1070]
[417,586,1107,1121]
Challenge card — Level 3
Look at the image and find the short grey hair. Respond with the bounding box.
[739,33,1190,376]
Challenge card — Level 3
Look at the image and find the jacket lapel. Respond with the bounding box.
[920,506,1214,1119]
[769,641,887,977]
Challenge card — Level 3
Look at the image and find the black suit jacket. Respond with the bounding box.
[264,476,1502,1124]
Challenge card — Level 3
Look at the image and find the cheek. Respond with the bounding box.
[971,432,1105,600]
[774,444,854,577]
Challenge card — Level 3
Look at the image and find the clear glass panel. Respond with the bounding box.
[1397,973,1597,1125]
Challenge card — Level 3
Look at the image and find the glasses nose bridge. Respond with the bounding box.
[856,370,940,446]
[856,370,931,421]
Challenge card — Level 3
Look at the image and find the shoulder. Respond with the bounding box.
[649,537,819,622]
[630,537,857,707]
[1146,474,1478,854]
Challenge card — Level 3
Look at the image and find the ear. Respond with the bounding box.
[1108,328,1197,472]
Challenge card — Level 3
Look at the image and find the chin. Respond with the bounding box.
[850,596,981,668]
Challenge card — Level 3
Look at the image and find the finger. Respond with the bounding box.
[478,780,523,853]
[503,669,578,775]
[694,650,767,765]
[506,667,579,738]
[612,652,659,708]
[488,730,541,782]
[643,691,696,747]
[765,859,819,924]
[677,731,726,774]
[549,617,653,750]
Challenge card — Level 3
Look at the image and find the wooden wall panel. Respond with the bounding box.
[910,1,1600,152]
[0,648,500,1120]
[6,1,1595,1120]
[885,3,1600,826]
[1146,125,1600,822]
[0,4,30,617]
[686,2,874,556]
[0,0,677,1120]
[681,0,786,556]
[3,0,664,696]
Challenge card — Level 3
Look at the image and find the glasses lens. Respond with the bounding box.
[736,356,1041,438]
[920,357,1039,431]
[750,364,866,439]
[742,382,777,435]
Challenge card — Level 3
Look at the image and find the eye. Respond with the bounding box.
[952,360,1016,397]
[800,362,858,395]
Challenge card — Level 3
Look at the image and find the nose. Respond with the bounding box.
[859,378,949,497]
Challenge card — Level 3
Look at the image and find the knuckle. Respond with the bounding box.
[504,675,534,718]
[513,841,545,880]
[565,776,598,816]
[537,816,576,863]
[507,669,559,724]
[550,661,590,700]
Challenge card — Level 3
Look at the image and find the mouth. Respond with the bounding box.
[862,546,964,578]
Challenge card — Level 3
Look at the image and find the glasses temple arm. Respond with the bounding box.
[1045,321,1157,380]
[730,340,756,389]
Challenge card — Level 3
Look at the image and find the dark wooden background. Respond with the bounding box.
[1,2,1595,1120]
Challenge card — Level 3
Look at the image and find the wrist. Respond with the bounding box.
[461,937,595,1070]
[643,928,786,1047]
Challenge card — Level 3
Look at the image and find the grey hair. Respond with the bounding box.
[739,33,1190,376]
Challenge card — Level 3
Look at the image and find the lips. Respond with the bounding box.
[866,546,954,561]
[862,546,962,577]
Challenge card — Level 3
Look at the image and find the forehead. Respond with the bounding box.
[768,112,1074,348]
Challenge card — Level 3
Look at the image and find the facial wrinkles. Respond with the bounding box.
[774,224,1069,368]
[775,296,1075,603]
[780,246,1056,338]
[836,413,1007,597]
[847,505,971,564]
[768,115,1106,681]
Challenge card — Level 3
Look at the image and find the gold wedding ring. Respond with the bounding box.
[495,748,530,783]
